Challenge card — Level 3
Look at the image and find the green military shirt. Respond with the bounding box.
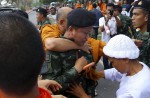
[37,18,51,30]
[42,41,96,98]
[134,31,150,67]
[117,14,133,38]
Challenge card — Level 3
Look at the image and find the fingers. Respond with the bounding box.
[83,62,95,70]
[51,95,67,98]
[48,80,62,89]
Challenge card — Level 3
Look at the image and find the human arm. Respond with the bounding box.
[104,68,123,82]
[51,56,94,92]
[99,17,105,32]
[45,38,91,53]
[38,79,62,94]
[67,83,91,98]
[113,12,122,27]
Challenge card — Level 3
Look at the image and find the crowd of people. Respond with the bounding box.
[0,0,149,98]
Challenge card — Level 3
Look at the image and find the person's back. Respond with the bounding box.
[0,13,51,98]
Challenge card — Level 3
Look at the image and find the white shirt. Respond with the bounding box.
[99,17,117,43]
[47,14,56,25]
[104,62,150,98]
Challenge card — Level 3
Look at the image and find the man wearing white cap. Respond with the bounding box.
[100,34,150,98]
[67,34,150,98]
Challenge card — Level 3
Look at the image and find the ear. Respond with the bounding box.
[68,26,74,37]
[144,14,148,22]
[59,19,66,27]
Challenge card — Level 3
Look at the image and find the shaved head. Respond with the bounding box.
[56,7,72,22]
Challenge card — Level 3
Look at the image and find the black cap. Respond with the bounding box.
[134,0,150,32]
[67,8,96,28]
[134,0,150,11]
[36,7,47,15]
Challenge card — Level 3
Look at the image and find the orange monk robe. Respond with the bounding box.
[75,3,81,9]
[87,38,106,63]
[40,24,62,47]
[87,3,93,11]
[98,3,106,15]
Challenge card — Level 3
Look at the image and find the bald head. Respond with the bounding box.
[56,7,72,22]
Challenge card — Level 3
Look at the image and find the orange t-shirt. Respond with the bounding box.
[38,88,52,98]
[0,88,52,98]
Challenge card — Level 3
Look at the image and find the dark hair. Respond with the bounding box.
[36,7,47,17]
[106,3,115,9]
[92,3,97,8]
[114,5,122,13]
[0,13,45,95]
[12,10,29,19]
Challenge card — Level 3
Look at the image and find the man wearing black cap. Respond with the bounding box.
[36,7,51,30]
[41,8,101,98]
[132,0,150,67]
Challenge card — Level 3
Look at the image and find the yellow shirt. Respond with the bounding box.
[40,24,62,46]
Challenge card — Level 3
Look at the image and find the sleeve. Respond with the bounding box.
[117,94,134,98]
[99,17,104,27]
[40,24,60,44]
[104,68,123,82]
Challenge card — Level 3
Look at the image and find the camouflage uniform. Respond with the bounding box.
[37,18,51,30]
[42,39,96,98]
[117,14,133,38]
[134,31,150,67]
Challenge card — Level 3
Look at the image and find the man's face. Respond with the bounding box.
[70,26,92,46]
[123,0,127,4]
[36,12,43,22]
[108,57,129,74]
[50,8,56,15]
[106,6,114,16]
[132,8,148,29]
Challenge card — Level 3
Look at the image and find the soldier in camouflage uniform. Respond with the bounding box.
[36,7,51,30]
[114,5,133,38]
[132,0,150,67]
[42,9,98,98]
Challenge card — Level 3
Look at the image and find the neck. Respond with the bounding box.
[41,17,46,23]
[127,61,143,76]
[140,23,147,34]
[2,84,40,98]
[64,31,69,38]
